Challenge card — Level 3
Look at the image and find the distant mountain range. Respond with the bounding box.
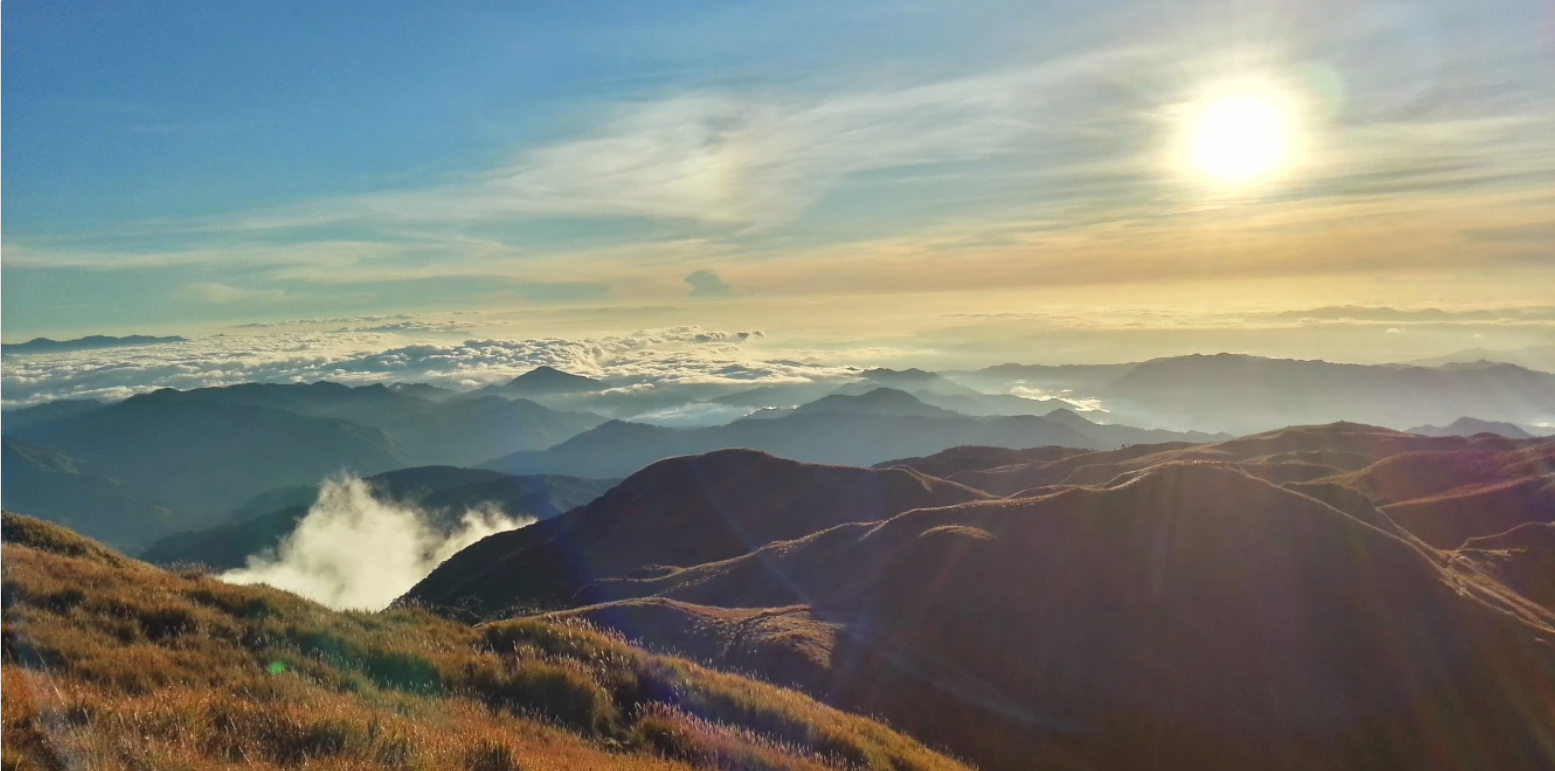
[5,353,1552,551]
[1,334,187,353]
[955,353,1555,434]
[483,387,1225,479]
[1407,416,1537,439]
[1406,344,1555,372]
[1,382,603,549]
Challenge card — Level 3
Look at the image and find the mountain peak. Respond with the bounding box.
[862,367,940,382]
[504,366,604,394]
[791,387,956,419]
[1408,416,1534,439]
[1041,406,1092,426]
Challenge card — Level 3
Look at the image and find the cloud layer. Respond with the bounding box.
[0,325,853,407]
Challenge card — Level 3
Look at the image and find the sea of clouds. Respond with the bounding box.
[0,325,861,408]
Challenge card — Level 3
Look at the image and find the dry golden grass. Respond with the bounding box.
[1,513,969,771]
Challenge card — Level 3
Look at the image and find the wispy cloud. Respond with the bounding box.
[181,282,288,304]
[4,0,1552,318]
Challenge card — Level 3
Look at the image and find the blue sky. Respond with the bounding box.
[4,0,1554,341]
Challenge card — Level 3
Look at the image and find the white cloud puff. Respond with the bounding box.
[221,473,530,610]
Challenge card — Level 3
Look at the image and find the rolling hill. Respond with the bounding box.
[405,450,990,616]
[402,422,1555,770]
[505,462,1555,771]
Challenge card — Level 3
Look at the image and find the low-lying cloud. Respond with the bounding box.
[0,325,848,407]
[1009,385,1106,413]
[628,402,758,428]
[220,474,531,610]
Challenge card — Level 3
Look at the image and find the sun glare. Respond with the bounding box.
[1189,91,1293,184]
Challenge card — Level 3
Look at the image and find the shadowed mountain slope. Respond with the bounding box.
[1380,475,1555,548]
[0,437,180,551]
[110,381,606,468]
[2,382,606,548]
[1457,522,1555,613]
[549,463,1555,771]
[404,450,991,617]
[0,399,108,434]
[141,467,611,570]
[6,394,407,530]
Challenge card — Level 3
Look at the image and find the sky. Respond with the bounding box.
[4,0,1555,377]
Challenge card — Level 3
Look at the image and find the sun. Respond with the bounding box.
[1188,92,1292,183]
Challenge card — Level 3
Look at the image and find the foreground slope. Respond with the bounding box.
[1,513,969,771]
[543,464,1555,771]
[405,450,990,616]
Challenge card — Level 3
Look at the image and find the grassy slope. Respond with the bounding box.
[0,513,968,771]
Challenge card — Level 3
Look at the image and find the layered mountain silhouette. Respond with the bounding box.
[102,381,605,467]
[0,334,187,354]
[956,354,1555,433]
[1,382,604,548]
[141,466,611,570]
[1101,354,1555,433]
[483,388,1217,478]
[1,437,180,550]
[0,398,107,433]
[1408,344,1555,372]
[716,366,1119,418]
[5,394,405,541]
